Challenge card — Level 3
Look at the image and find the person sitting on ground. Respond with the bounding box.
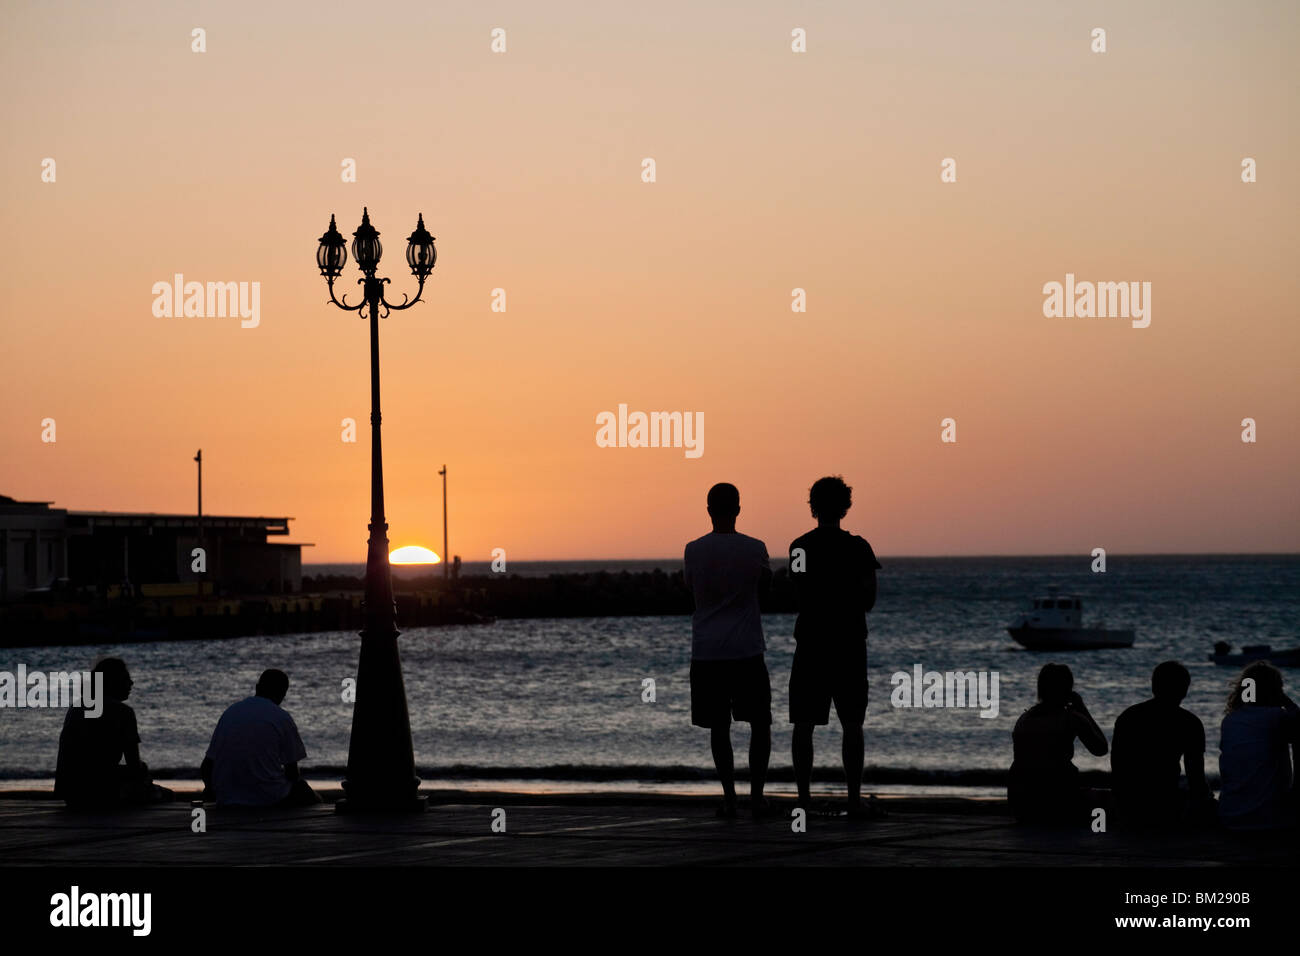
[1008,663,1109,825]
[1217,661,1300,831]
[201,669,320,807]
[1111,661,1214,829]
[55,657,169,808]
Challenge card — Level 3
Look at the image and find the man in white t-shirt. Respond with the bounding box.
[200,669,319,807]
[683,482,773,819]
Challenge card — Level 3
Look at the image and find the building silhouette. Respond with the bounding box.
[0,495,305,600]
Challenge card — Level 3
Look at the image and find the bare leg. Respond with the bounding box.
[843,723,864,808]
[749,723,771,803]
[711,723,736,808]
[793,722,815,806]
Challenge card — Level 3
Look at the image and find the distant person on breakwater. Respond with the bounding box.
[1217,661,1300,831]
[683,482,773,820]
[789,475,882,818]
[55,657,172,808]
[201,669,320,807]
[1008,663,1109,825]
[1110,661,1214,829]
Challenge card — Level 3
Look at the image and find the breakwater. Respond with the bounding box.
[0,569,803,647]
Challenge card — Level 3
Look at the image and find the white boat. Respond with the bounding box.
[1007,590,1134,650]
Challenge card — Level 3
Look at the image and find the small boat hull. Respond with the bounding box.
[1209,648,1300,667]
[1008,626,1134,650]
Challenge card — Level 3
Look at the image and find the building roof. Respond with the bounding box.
[1,496,292,534]
[66,512,292,534]
[0,495,66,515]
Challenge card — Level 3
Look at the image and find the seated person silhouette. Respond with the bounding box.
[55,657,168,809]
[1111,661,1214,829]
[1008,663,1108,825]
[200,669,320,807]
[788,475,882,818]
[1217,661,1300,831]
[683,482,773,819]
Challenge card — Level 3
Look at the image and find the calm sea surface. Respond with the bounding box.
[3,556,1297,790]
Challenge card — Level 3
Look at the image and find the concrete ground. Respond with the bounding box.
[0,790,1293,866]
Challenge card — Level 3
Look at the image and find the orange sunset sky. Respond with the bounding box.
[2,0,1297,562]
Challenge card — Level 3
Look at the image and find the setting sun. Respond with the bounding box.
[389,545,441,565]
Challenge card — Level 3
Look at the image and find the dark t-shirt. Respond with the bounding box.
[1008,704,1097,821]
[54,699,139,804]
[1012,704,1091,773]
[789,527,881,646]
[1111,699,1205,807]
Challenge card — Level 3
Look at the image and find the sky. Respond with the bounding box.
[2,0,1297,561]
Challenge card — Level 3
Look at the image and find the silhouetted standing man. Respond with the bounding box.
[684,482,773,819]
[789,476,881,817]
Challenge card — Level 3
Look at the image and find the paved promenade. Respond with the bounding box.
[0,790,1292,866]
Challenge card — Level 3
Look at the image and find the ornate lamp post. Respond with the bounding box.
[317,208,436,811]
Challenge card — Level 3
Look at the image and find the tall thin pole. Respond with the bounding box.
[340,280,420,811]
[322,209,429,813]
[439,465,448,582]
[195,449,203,547]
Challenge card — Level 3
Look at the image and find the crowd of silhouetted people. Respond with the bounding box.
[683,476,1299,832]
[51,476,1300,834]
[1010,658,1300,831]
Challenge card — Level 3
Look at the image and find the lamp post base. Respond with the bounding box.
[335,777,427,814]
[334,795,428,814]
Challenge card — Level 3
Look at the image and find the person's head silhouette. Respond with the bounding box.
[255,669,290,706]
[808,476,852,528]
[1226,661,1284,713]
[1036,663,1073,708]
[706,482,740,532]
[92,657,132,702]
[1151,661,1191,704]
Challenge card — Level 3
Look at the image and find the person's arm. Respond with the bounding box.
[861,542,880,613]
[1068,692,1109,756]
[1280,695,1300,774]
[282,716,308,785]
[758,544,772,598]
[1182,714,1210,800]
[121,709,144,770]
[200,757,214,790]
[1184,751,1210,800]
[862,567,878,613]
[1108,715,1125,775]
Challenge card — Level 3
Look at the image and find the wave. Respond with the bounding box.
[1,764,1218,787]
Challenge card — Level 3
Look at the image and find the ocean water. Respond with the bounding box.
[2,556,1297,788]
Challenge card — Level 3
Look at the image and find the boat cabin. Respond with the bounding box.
[1022,595,1083,628]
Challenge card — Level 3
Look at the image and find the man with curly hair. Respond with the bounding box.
[788,476,881,818]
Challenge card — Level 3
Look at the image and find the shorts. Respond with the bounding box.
[690,655,772,728]
[789,639,868,726]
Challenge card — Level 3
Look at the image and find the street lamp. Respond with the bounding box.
[317,207,436,812]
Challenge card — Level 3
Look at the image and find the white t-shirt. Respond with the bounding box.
[205,695,307,807]
[683,531,770,661]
